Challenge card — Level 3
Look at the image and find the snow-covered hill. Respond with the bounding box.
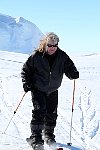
[0,50,100,150]
[0,13,43,54]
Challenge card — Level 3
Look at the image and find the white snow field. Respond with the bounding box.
[0,51,100,150]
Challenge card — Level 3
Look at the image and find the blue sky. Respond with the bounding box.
[0,0,100,55]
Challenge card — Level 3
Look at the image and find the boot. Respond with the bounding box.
[32,142,44,150]
[26,133,44,150]
[44,129,56,146]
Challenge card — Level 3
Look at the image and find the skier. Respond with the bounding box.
[21,32,79,150]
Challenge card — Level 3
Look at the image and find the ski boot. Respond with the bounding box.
[26,136,44,150]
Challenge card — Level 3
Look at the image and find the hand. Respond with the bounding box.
[71,71,79,79]
[23,84,32,92]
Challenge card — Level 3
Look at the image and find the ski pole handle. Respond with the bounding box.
[14,92,26,114]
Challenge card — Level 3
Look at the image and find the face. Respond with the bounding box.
[46,41,58,55]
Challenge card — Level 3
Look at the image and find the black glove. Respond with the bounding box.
[70,71,79,79]
[23,84,32,92]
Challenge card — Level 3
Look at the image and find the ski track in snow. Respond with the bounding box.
[58,77,100,150]
[77,87,100,149]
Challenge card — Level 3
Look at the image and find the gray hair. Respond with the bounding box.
[37,32,59,52]
[46,32,59,43]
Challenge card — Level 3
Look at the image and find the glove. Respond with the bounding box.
[70,71,79,79]
[23,84,32,92]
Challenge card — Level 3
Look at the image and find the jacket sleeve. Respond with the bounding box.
[21,56,34,89]
[64,56,79,80]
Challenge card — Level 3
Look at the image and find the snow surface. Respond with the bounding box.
[0,13,43,54]
[0,50,100,150]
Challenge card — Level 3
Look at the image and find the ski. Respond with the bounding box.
[50,146,63,150]
[48,143,63,150]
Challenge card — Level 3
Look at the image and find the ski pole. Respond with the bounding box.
[67,79,76,146]
[3,92,26,134]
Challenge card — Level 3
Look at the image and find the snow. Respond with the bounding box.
[0,13,43,54]
[0,50,100,150]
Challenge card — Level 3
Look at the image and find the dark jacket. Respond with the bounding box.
[21,48,79,94]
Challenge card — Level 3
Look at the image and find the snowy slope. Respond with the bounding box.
[0,51,100,150]
[0,13,43,54]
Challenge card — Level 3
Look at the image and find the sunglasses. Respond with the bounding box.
[47,43,58,47]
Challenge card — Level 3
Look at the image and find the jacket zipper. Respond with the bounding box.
[49,71,51,86]
[47,71,51,95]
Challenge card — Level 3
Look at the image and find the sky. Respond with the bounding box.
[0,0,100,55]
[0,50,100,150]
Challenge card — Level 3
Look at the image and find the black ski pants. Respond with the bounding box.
[30,89,58,135]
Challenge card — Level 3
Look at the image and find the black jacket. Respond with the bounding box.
[21,48,79,94]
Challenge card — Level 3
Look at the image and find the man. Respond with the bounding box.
[21,32,79,150]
